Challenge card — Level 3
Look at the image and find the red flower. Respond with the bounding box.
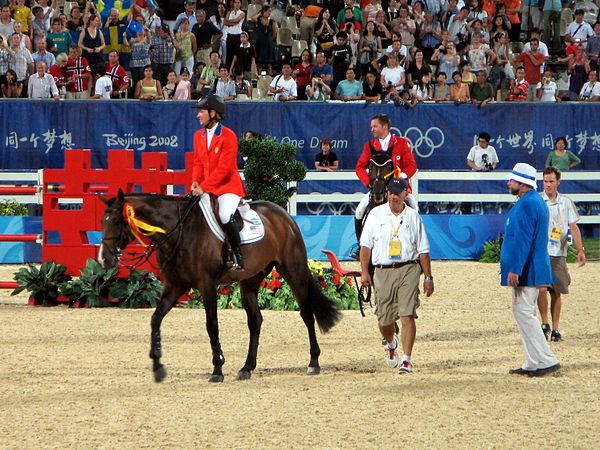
[332,274,342,285]
[271,269,280,279]
[320,281,328,288]
[219,286,232,295]
[260,279,267,288]
[267,279,282,291]
[345,277,353,286]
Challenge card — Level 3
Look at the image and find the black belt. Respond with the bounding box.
[375,260,418,269]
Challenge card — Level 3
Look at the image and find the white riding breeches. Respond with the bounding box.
[355,192,418,219]
[217,193,241,224]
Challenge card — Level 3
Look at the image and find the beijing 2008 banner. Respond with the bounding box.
[1,101,599,172]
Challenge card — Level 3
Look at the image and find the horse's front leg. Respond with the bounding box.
[203,287,225,382]
[150,284,185,382]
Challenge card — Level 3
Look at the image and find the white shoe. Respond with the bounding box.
[398,360,413,374]
[384,335,399,368]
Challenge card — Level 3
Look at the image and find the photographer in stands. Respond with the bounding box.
[466,132,498,171]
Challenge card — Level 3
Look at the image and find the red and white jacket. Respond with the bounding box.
[192,123,246,197]
[355,134,417,191]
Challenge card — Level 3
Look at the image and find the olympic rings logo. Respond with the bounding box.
[391,126,445,158]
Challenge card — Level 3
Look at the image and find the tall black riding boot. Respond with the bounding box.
[350,218,363,260]
[354,217,363,241]
[222,218,244,270]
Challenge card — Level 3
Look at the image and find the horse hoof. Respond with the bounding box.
[236,370,252,381]
[208,374,224,383]
[154,366,167,383]
[307,366,320,376]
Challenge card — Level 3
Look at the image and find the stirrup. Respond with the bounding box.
[349,243,360,260]
[226,249,244,270]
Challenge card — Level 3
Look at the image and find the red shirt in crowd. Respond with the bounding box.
[514,51,545,84]
[106,63,130,92]
[49,64,65,89]
[65,57,91,93]
[294,62,314,90]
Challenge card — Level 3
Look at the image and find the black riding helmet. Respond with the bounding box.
[194,95,225,115]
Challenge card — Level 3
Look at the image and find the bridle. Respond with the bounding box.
[368,158,395,205]
[101,194,201,271]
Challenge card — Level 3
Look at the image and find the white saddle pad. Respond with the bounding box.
[199,194,265,244]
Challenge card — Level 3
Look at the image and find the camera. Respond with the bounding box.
[481,154,494,171]
[387,81,393,92]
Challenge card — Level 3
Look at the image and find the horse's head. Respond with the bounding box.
[98,189,134,269]
[368,153,394,206]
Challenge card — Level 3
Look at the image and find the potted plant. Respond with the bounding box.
[11,261,71,306]
[239,137,307,208]
[188,260,359,311]
[60,258,119,307]
[109,269,163,308]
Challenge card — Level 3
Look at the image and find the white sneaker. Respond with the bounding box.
[398,360,413,374]
[384,335,400,368]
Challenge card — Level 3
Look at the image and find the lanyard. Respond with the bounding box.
[390,210,405,238]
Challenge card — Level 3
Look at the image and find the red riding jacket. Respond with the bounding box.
[192,123,246,197]
[355,134,417,190]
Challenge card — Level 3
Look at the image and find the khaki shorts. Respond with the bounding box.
[549,256,570,294]
[65,91,89,99]
[373,262,422,326]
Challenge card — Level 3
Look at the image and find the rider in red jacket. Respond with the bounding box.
[353,114,418,254]
[191,95,247,270]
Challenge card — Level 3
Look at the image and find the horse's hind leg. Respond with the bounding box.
[150,283,185,382]
[237,273,267,380]
[276,263,321,375]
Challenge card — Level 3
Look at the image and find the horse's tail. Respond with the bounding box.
[307,275,341,333]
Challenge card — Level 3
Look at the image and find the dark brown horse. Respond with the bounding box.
[98,190,340,382]
[367,150,395,210]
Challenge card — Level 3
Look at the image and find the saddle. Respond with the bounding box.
[199,194,265,244]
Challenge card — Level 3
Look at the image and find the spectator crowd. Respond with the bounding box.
[0,0,599,102]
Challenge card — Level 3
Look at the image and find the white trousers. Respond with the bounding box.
[512,286,560,371]
[355,192,418,219]
[174,57,194,76]
[217,193,241,224]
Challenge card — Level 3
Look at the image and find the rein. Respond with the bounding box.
[107,195,201,271]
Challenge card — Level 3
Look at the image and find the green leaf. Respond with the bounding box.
[11,261,71,305]
[241,137,307,207]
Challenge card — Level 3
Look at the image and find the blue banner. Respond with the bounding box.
[294,214,507,260]
[1,101,599,172]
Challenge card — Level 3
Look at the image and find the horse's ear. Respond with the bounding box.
[117,188,125,202]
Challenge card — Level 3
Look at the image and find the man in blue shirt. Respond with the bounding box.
[309,51,333,87]
[335,67,363,101]
[500,163,560,377]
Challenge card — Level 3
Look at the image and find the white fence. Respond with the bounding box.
[290,170,600,225]
[2,169,600,225]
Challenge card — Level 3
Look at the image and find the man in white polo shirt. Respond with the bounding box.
[537,167,586,342]
[359,177,434,374]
